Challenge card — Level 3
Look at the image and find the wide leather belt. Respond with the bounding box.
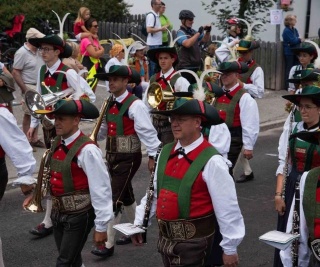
[106,135,141,153]
[158,213,215,241]
[52,190,92,214]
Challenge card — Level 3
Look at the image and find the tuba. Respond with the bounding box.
[146,82,175,109]
[24,141,54,212]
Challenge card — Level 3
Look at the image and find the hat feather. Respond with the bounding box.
[52,10,70,39]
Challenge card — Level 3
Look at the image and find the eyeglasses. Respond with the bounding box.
[297,104,318,111]
[91,25,98,28]
[39,47,55,53]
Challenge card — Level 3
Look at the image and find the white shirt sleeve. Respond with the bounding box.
[0,108,36,185]
[288,65,298,92]
[174,77,190,92]
[77,144,113,232]
[242,67,265,98]
[208,123,231,159]
[203,155,245,255]
[215,40,237,62]
[239,93,260,150]
[129,100,161,157]
[66,69,96,103]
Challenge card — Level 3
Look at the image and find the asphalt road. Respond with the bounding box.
[1,84,283,266]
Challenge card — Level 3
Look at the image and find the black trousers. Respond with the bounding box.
[157,233,214,266]
[228,127,243,177]
[51,208,95,267]
[106,152,142,213]
[0,158,8,200]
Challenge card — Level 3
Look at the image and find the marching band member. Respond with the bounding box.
[24,98,113,267]
[132,98,244,267]
[93,66,161,256]
[144,46,189,144]
[25,34,95,238]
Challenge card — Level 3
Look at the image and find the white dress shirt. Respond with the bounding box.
[134,135,245,255]
[61,130,113,232]
[30,59,96,129]
[223,83,260,150]
[208,123,231,159]
[280,171,311,267]
[0,107,36,185]
[97,90,161,157]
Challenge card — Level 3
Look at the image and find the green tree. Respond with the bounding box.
[0,0,131,36]
[202,0,277,35]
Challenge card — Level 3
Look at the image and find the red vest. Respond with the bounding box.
[41,63,69,94]
[156,140,214,220]
[215,84,244,128]
[0,146,4,159]
[50,133,92,196]
[107,93,136,136]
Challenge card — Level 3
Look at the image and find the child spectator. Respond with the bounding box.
[63,41,85,74]
[204,43,218,71]
[73,7,97,42]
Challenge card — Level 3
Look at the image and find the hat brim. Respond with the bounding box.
[35,100,99,119]
[282,93,320,105]
[236,47,249,51]
[151,98,223,126]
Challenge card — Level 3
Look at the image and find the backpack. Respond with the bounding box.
[141,12,156,37]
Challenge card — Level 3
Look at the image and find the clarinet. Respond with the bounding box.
[141,143,163,243]
[282,109,295,200]
[291,175,301,267]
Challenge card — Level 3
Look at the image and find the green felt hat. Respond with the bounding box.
[0,73,15,103]
[28,34,72,58]
[151,97,223,126]
[217,61,248,74]
[95,65,141,84]
[236,40,260,51]
[291,42,318,58]
[35,99,99,119]
[147,46,179,66]
[290,129,320,145]
[282,85,320,105]
[287,68,320,84]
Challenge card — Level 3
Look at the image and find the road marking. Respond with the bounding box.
[266,153,278,157]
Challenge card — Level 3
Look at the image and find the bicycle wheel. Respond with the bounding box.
[1,47,17,72]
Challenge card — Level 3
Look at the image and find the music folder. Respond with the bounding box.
[259,230,300,250]
[113,223,145,236]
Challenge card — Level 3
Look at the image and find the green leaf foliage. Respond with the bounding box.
[0,0,131,36]
[202,0,277,35]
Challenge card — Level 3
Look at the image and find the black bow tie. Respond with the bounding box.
[168,147,193,164]
[224,90,233,100]
[111,100,122,109]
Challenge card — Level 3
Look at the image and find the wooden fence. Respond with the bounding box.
[64,19,287,90]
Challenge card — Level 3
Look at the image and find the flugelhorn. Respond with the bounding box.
[146,82,175,109]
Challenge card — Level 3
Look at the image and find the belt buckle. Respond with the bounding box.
[169,221,185,240]
[311,239,320,261]
[61,195,76,211]
[117,136,130,153]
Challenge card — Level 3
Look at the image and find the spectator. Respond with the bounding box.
[128,42,149,94]
[204,43,218,71]
[282,14,303,90]
[146,0,168,77]
[12,28,46,150]
[176,10,211,84]
[159,2,173,46]
[63,41,85,74]
[222,17,242,43]
[73,7,96,42]
[80,18,104,92]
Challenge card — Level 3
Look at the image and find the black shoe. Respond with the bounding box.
[236,172,254,183]
[116,235,132,245]
[91,246,114,258]
[29,223,53,237]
